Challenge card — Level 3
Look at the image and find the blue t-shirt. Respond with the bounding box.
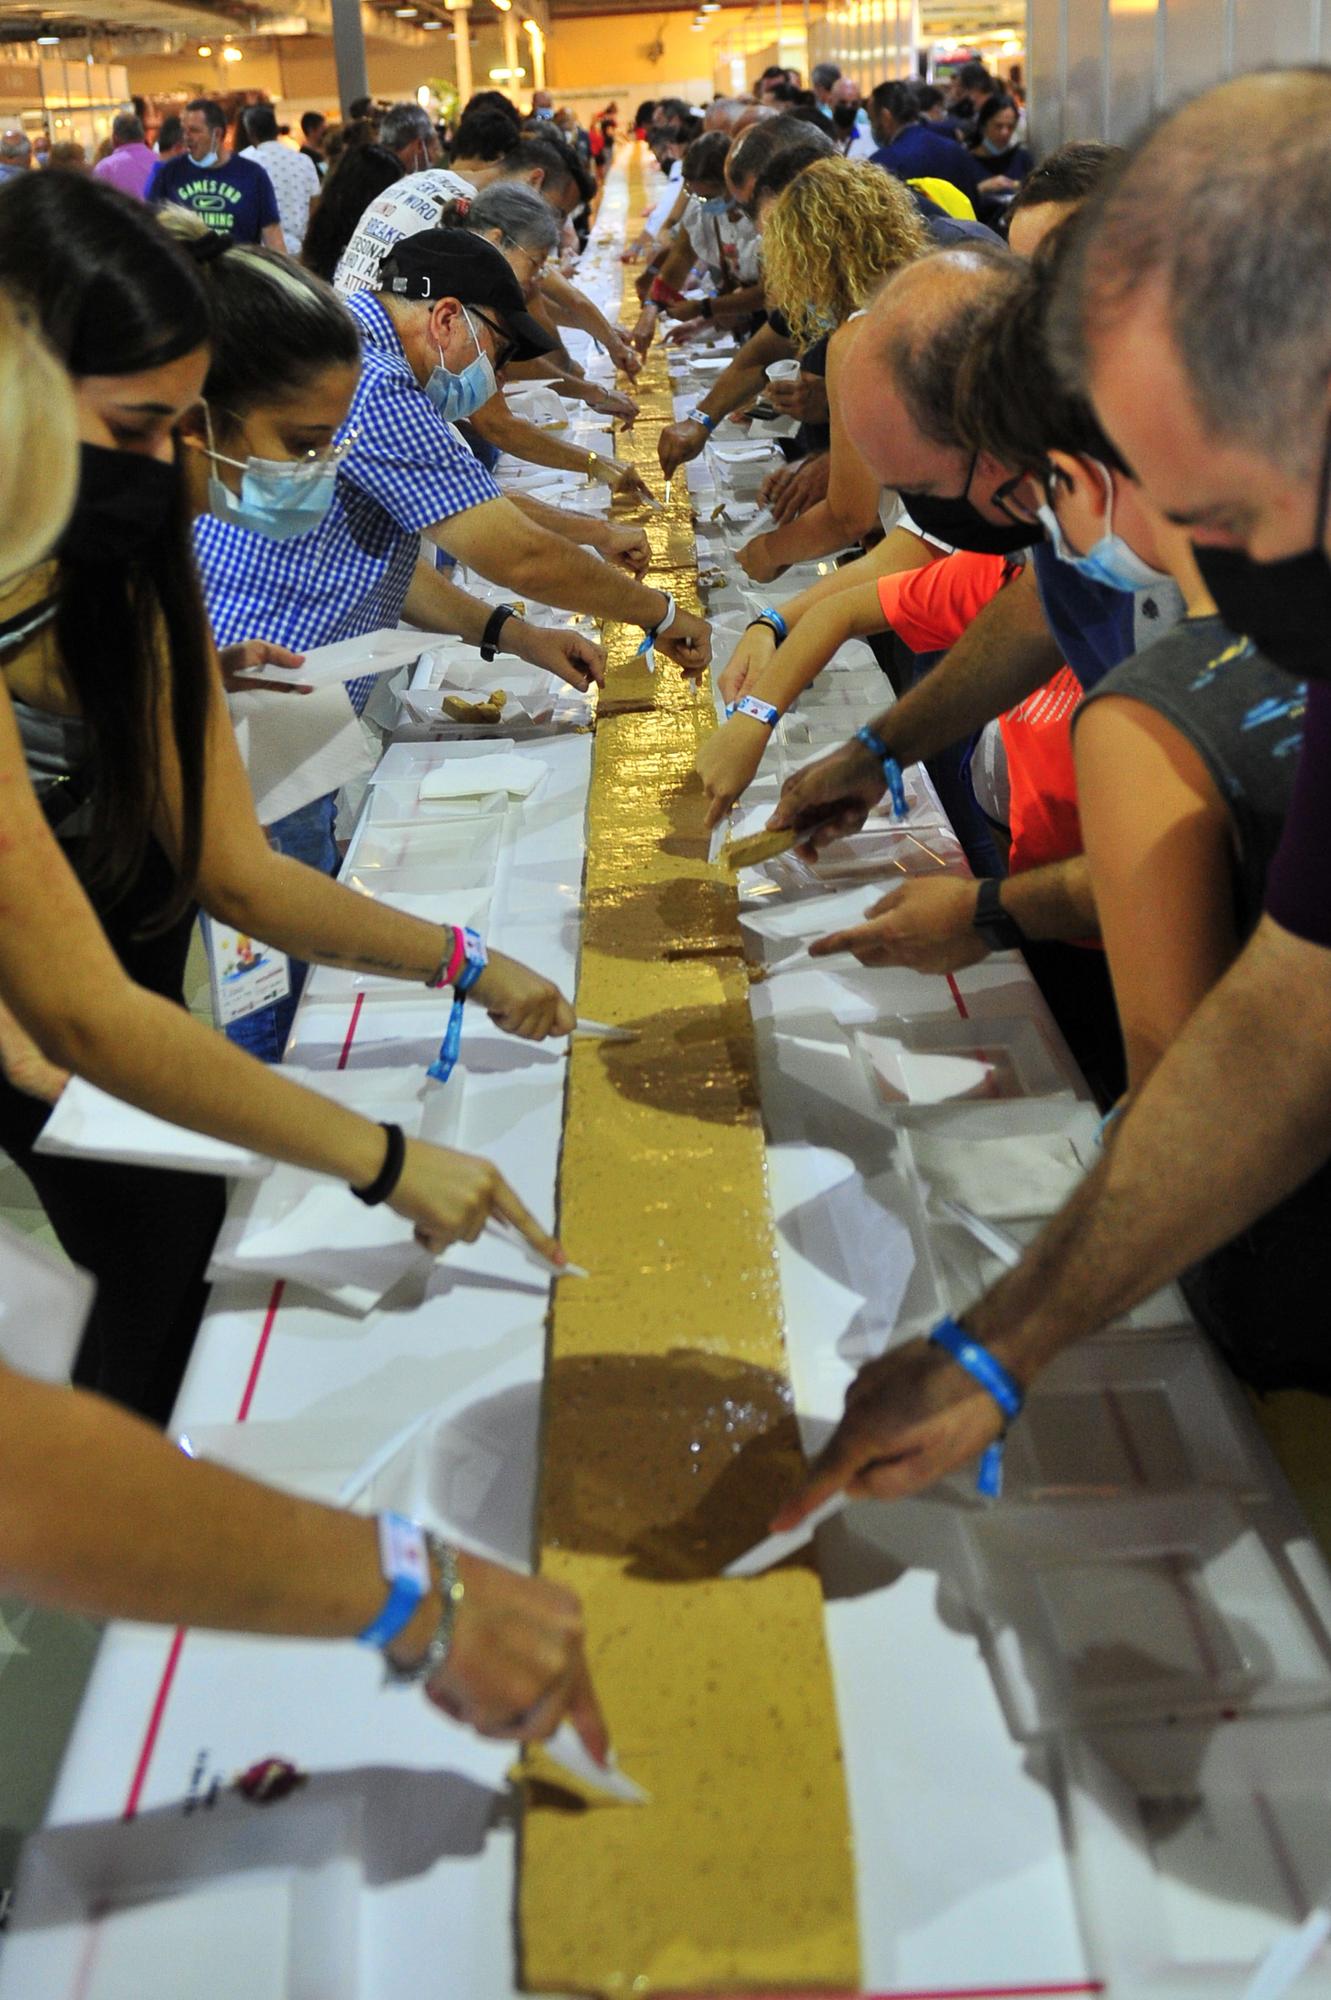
[870,125,985,206]
[147,152,280,244]
[1031,541,1185,691]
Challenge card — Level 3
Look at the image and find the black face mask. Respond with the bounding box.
[831,104,859,130]
[1191,426,1331,680]
[900,486,1042,557]
[59,442,179,567]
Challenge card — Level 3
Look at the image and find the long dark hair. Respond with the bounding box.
[0,172,213,929]
[300,143,403,282]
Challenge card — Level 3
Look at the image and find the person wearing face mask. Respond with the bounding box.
[169,213,612,1061]
[146,98,286,252]
[769,71,1331,1535]
[323,228,709,672]
[378,101,440,177]
[0,174,583,1422]
[0,288,609,1765]
[636,133,765,341]
[968,92,1034,221]
[827,79,874,159]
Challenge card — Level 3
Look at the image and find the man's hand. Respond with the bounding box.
[654,605,712,675]
[578,381,639,422]
[595,521,652,578]
[737,531,785,586]
[762,453,831,525]
[658,419,710,480]
[630,306,658,355]
[768,736,886,855]
[605,329,642,377]
[592,456,654,505]
[512,622,606,690]
[766,373,830,426]
[716,623,777,706]
[665,296,706,321]
[769,1337,1007,1530]
[471,948,576,1039]
[424,1556,608,1760]
[219,639,312,696]
[811,877,991,975]
[695,715,770,829]
[665,320,710,347]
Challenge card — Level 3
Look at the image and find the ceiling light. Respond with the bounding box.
[221,43,243,61]
[37,33,60,42]
[701,4,721,11]
[197,42,212,54]
[395,6,417,13]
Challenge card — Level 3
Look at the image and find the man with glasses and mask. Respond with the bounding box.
[769,68,1331,1536]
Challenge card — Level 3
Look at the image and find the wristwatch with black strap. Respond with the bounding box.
[972,876,1026,954]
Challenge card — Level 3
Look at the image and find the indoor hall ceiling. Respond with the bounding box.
[0,2,290,40]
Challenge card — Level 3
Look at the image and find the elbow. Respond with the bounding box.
[826,494,877,544]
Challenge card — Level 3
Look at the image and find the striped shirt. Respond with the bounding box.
[193,291,501,709]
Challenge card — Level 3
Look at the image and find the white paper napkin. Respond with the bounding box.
[419,754,546,801]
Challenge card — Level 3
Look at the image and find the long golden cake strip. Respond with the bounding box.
[518,151,860,1998]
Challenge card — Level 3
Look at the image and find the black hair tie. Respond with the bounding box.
[187,231,230,266]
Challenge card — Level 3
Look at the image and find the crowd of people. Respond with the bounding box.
[0,54,1329,1781]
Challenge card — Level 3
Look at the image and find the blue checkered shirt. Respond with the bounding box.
[193,291,501,712]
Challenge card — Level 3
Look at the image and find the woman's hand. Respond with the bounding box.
[388,1136,564,1262]
[512,622,606,690]
[768,1336,1009,1530]
[716,623,777,706]
[594,520,652,578]
[0,998,68,1104]
[737,531,785,586]
[218,639,312,696]
[766,373,830,425]
[604,330,642,378]
[422,1555,608,1759]
[471,948,576,1040]
[695,714,771,830]
[630,306,658,355]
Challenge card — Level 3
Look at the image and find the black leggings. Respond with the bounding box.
[0,846,225,1426]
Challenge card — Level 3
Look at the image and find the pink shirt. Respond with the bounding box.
[92,142,159,201]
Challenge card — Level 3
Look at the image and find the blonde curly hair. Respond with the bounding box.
[761,157,928,351]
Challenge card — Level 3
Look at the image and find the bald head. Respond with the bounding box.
[840,244,1022,503]
[1052,67,1331,473]
[0,129,31,167]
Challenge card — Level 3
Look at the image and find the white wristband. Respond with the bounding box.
[652,590,678,638]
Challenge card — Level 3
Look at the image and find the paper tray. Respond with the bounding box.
[850,1012,1079,1108]
[1,1793,362,2000]
[342,811,506,881]
[961,1492,1331,1739]
[1061,1715,1331,1998]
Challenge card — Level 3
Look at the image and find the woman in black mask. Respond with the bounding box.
[0,174,577,1422]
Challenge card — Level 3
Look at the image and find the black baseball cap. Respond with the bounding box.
[378,228,556,364]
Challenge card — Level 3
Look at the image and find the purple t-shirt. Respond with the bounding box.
[1265,680,1331,947]
[92,141,159,201]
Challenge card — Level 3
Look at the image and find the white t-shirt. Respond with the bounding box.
[644,158,683,237]
[239,140,320,258]
[333,168,477,295]
[682,199,759,289]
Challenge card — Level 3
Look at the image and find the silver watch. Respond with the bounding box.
[382,1533,465,1686]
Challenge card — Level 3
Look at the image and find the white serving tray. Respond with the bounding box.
[851,1012,1079,1109]
[1061,1715,1331,1998]
[962,1493,1331,1739]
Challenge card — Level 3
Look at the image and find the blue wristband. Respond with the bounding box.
[855,725,908,820]
[753,605,788,642]
[928,1315,1024,1499]
[428,930,486,1083]
[735,695,779,728]
[357,1512,430,1649]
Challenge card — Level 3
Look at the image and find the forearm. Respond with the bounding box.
[1001,857,1097,942]
[764,492,869,570]
[778,529,935,628]
[472,403,582,478]
[542,270,616,347]
[709,283,765,323]
[751,588,883,711]
[871,567,1061,766]
[0,1367,384,1637]
[443,519,666,629]
[402,556,492,646]
[700,325,791,423]
[969,913,1331,1377]
[204,849,454,986]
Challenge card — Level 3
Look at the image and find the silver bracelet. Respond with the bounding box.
[382,1533,465,1686]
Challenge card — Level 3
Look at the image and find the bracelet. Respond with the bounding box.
[382,1533,466,1685]
[427,928,488,1084]
[425,923,466,991]
[928,1315,1025,1498]
[854,724,908,820]
[636,590,677,655]
[700,296,714,321]
[351,1122,407,1207]
[734,695,779,727]
[749,605,788,642]
[357,1512,431,1648]
[688,408,718,434]
[479,604,516,664]
[649,277,684,306]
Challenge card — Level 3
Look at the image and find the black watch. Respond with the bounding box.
[480,604,517,663]
[972,876,1025,954]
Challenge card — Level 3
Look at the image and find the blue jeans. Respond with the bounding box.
[223,792,338,1063]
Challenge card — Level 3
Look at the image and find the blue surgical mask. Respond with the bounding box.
[699,194,731,216]
[203,412,347,541]
[193,149,219,168]
[981,135,1009,157]
[1038,462,1172,594]
[426,306,498,423]
[533,105,554,119]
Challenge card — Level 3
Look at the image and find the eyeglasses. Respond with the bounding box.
[991,460,1067,527]
[197,406,360,473]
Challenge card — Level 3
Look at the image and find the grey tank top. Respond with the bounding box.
[1073,615,1306,941]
